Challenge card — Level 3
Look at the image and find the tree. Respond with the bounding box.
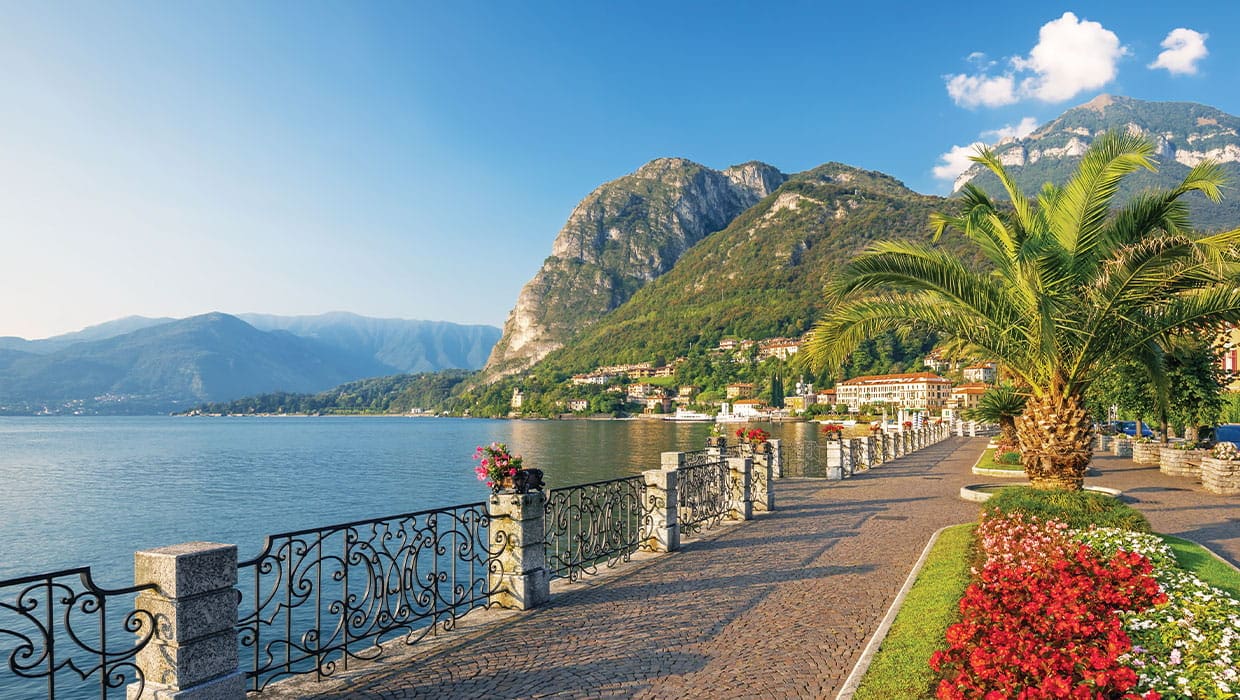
[964,382,1027,451]
[806,132,1240,490]
[1163,335,1226,442]
[770,373,785,408]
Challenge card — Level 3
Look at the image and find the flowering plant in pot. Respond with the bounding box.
[473,442,542,494]
[902,421,913,430]
[821,423,843,440]
[1211,441,1239,460]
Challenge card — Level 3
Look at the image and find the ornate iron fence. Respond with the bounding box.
[0,568,157,699]
[782,441,827,478]
[543,475,653,581]
[235,502,493,692]
[676,458,730,534]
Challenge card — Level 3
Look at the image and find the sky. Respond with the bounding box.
[2,2,1238,340]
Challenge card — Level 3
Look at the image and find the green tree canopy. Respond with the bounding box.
[807,132,1240,490]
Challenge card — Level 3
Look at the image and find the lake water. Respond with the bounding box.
[0,416,826,586]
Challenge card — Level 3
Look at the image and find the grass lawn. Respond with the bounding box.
[854,527,1239,699]
[1160,534,1240,596]
[853,524,975,700]
[974,448,1023,472]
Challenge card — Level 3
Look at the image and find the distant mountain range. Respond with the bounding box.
[955,94,1240,230]
[0,313,499,414]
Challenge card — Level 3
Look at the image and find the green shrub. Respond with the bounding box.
[995,451,1021,465]
[985,488,1150,532]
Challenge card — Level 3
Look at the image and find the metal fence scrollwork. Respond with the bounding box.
[543,475,653,581]
[235,502,494,692]
[0,568,157,699]
[676,458,730,535]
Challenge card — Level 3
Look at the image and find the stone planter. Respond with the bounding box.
[1159,447,1206,478]
[1200,457,1240,495]
[1094,434,1113,451]
[1131,441,1162,465]
[1111,438,1132,457]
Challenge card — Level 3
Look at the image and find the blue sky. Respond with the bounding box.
[2,2,1237,339]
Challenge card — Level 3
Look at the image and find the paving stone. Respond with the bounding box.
[261,438,1237,699]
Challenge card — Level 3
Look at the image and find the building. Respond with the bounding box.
[567,399,590,412]
[626,383,660,401]
[950,383,990,411]
[731,399,764,417]
[726,382,756,399]
[510,388,524,410]
[922,349,959,372]
[1220,326,1240,390]
[757,337,801,361]
[835,372,952,412]
[962,362,998,384]
[785,395,816,413]
[571,372,616,385]
[675,386,698,405]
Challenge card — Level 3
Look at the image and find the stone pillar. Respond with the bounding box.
[487,491,550,610]
[840,438,855,476]
[825,440,844,480]
[130,542,244,700]
[642,468,679,552]
[662,451,686,471]
[882,432,893,460]
[768,439,783,478]
[705,438,725,462]
[726,457,753,520]
[968,421,978,437]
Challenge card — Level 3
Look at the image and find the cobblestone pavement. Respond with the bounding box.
[1086,453,1239,566]
[266,438,1238,699]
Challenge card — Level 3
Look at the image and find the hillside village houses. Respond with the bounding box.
[550,331,1008,418]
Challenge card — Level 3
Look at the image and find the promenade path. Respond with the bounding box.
[269,437,1238,699]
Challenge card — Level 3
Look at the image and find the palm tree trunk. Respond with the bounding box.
[999,416,1018,450]
[1014,387,1092,490]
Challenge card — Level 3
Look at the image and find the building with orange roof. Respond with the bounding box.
[836,372,952,412]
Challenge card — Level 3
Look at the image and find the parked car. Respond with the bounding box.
[1110,421,1154,438]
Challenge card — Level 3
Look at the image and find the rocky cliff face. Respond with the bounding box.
[953,95,1240,232]
[484,158,785,377]
[954,94,1240,192]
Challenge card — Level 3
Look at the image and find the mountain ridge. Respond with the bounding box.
[483,157,786,378]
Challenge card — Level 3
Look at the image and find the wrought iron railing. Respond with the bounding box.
[543,475,654,581]
[0,568,157,699]
[235,502,494,692]
[676,458,731,534]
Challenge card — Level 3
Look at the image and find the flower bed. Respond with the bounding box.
[1202,442,1240,495]
[1159,446,1206,478]
[930,510,1240,699]
[1132,440,1162,465]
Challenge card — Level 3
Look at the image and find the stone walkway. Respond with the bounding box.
[267,438,1238,699]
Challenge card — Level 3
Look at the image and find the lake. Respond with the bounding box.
[0,416,827,586]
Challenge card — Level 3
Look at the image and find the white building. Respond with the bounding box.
[836,372,952,412]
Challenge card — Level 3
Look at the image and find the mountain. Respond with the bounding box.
[238,312,500,373]
[534,163,973,374]
[0,316,175,354]
[483,158,786,377]
[954,94,1240,230]
[0,313,395,414]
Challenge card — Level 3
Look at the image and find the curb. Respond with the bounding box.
[835,523,962,700]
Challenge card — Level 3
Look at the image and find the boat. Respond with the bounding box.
[664,409,715,422]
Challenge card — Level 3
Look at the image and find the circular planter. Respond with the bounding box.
[1159,447,1207,478]
[1131,441,1162,465]
[1111,438,1132,457]
[1200,456,1240,496]
[960,483,1122,503]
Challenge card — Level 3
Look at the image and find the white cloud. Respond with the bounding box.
[933,142,985,181]
[945,12,1127,108]
[1149,28,1208,75]
[934,117,1041,182]
[946,73,1017,108]
[983,116,1040,141]
[1015,12,1127,102]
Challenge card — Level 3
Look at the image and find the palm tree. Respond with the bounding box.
[806,132,1240,490]
[964,382,1027,450]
